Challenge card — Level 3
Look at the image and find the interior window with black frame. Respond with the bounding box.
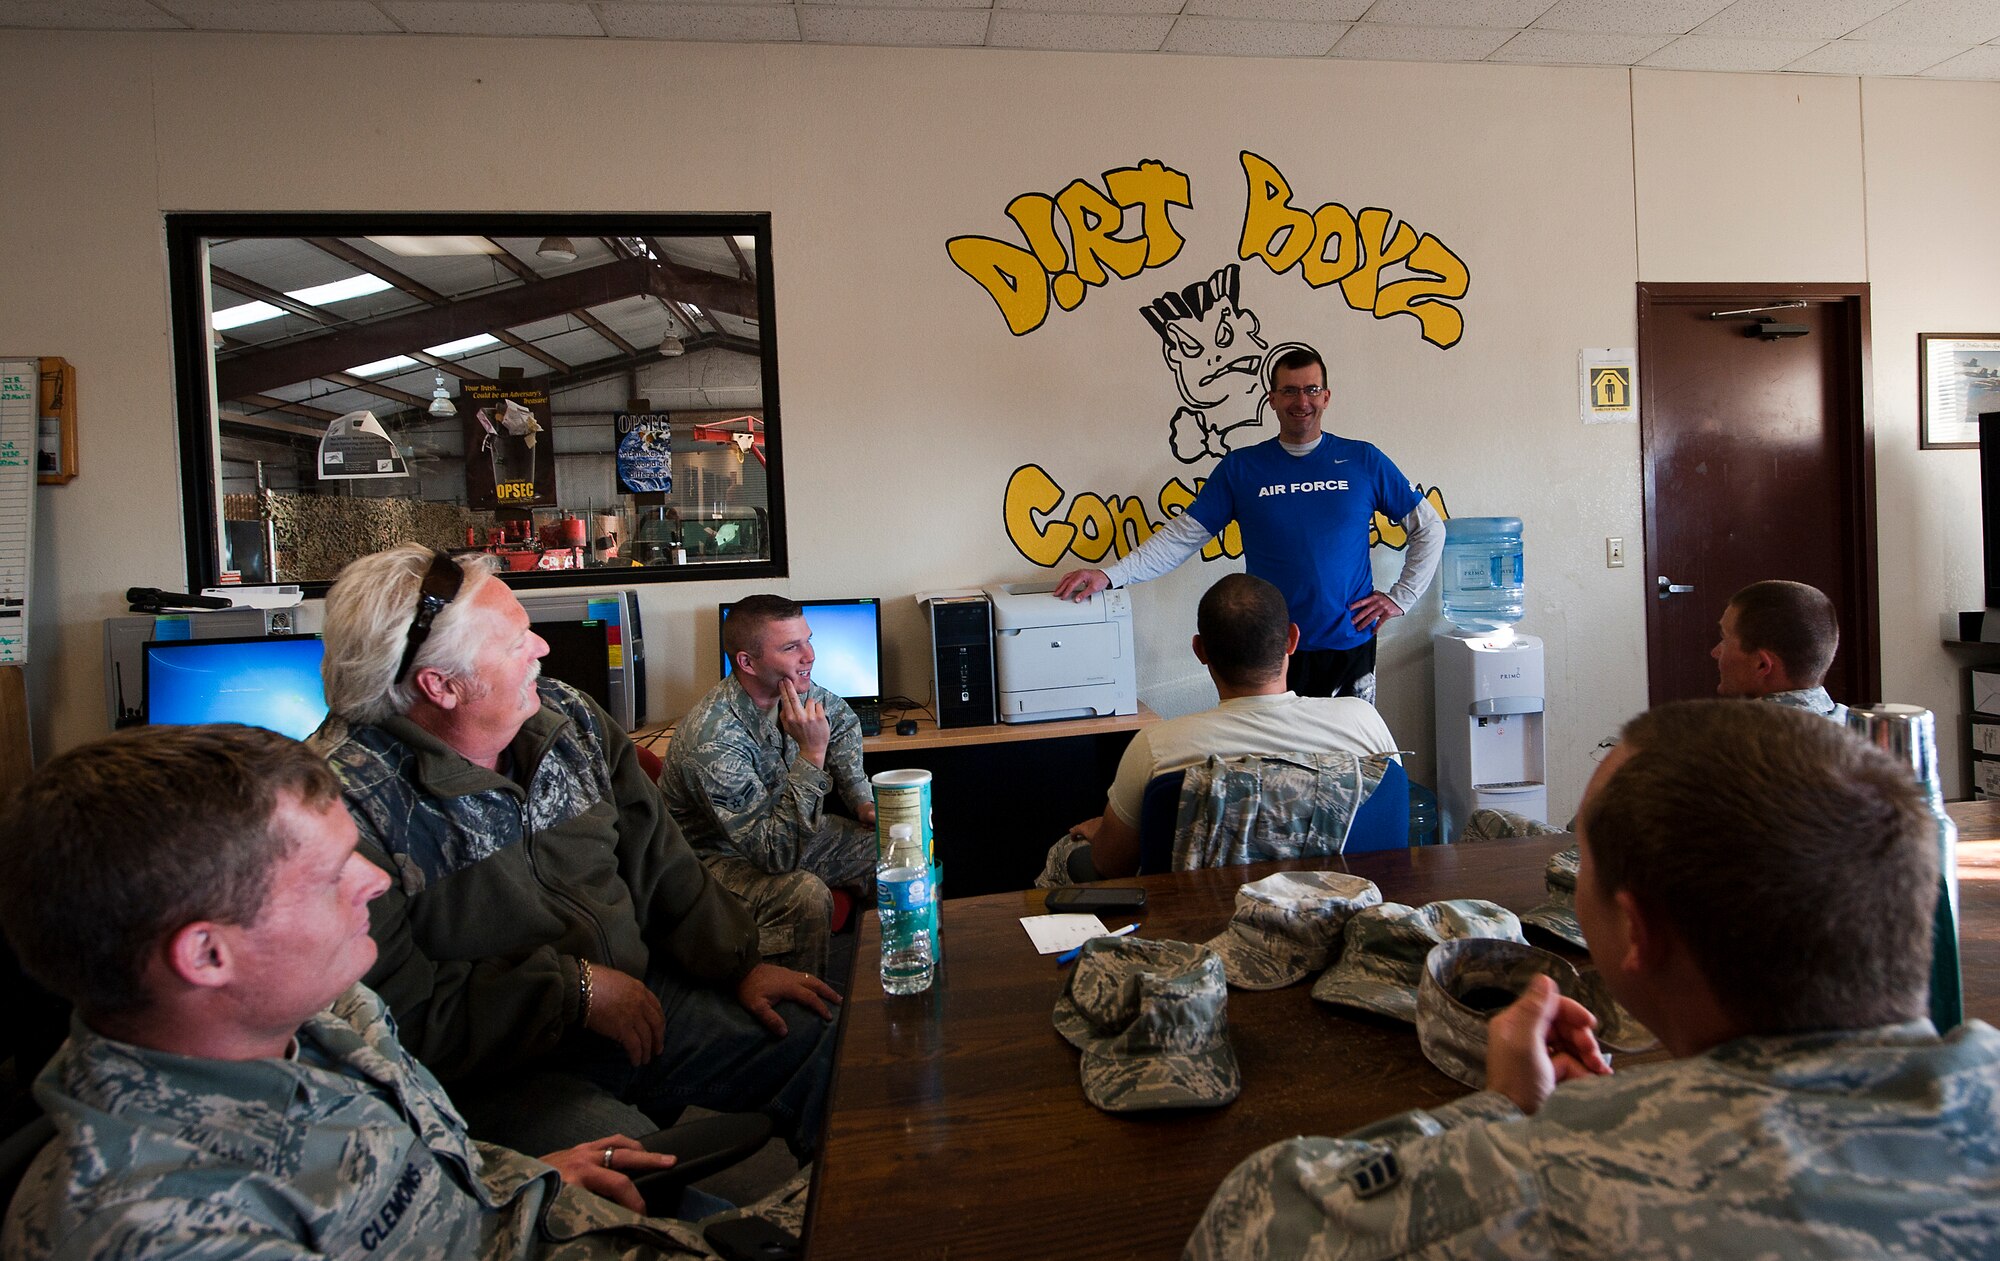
[168,214,787,592]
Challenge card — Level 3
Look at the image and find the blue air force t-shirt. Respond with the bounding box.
[1186,434,1422,653]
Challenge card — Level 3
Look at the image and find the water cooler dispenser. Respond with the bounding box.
[1434,517,1548,843]
[1434,631,1548,843]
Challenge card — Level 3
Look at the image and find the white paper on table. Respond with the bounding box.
[1021,914,1111,954]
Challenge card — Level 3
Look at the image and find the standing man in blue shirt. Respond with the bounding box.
[1055,347,1443,702]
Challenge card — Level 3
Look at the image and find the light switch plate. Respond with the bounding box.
[1606,537,1625,568]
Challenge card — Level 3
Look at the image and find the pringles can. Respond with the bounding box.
[870,768,934,862]
[870,767,940,960]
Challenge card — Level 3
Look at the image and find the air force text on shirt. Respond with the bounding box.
[1260,479,1350,496]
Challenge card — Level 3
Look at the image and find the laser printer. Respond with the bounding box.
[982,582,1137,723]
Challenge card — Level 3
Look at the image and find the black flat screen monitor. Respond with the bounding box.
[718,598,883,706]
[515,590,645,731]
[143,634,328,742]
[1983,411,2000,611]
[536,619,615,716]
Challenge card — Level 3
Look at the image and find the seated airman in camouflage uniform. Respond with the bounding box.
[1713,578,1848,721]
[1188,700,2000,1260]
[0,725,710,1260]
[660,595,878,978]
[311,546,840,1159]
[1053,573,1397,881]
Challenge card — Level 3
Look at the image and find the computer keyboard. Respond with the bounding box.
[851,700,881,736]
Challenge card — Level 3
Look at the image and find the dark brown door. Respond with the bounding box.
[1638,283,1878,707]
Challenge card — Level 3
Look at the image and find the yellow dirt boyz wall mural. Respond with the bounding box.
[951,151,1465,572]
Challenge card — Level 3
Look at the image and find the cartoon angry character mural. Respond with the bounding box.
[1143,264,1300,464]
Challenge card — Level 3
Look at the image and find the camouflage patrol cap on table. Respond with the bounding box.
[1416,937,1590,1088]
[1201,871,1383,991]
[1520,844,1586,949]
[1052,936,1241,1113]
[1309,899,1525,1022]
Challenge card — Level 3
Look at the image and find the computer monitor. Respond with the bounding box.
[719,598,883,705]
[143,635,328,742]
[516,589,646,731]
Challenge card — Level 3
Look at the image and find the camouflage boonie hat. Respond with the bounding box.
[1201,872,1382,990]
[1521,844,1586,949]
[1052,936,1241,1113]
[1310,899,1525,1021]
[1416,937,1588,1088]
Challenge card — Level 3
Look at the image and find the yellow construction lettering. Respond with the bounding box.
[1236,151,1471,349]
[951,161,1194,336]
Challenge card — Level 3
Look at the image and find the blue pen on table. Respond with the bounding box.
[1057,922,1137,966]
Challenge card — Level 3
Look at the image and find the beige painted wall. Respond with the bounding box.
[2,31,1993,813]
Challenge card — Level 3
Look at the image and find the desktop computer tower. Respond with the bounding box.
[930,596,996,728]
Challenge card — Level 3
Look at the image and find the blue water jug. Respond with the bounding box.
[1407,782,1440,847]
[1440,516,1525,633]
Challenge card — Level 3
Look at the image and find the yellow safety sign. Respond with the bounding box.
[1591,366,1630,411]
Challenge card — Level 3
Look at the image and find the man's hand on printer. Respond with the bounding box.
[778,680,830,767]
[1053,568,1111,602]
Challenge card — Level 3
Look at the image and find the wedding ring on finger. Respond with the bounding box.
[602,1147,616,1168]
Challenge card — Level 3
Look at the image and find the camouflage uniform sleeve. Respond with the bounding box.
[692,715,833,877]
[822,692,872,814]
[1185,1118,1547,1261]
[26,1192,323,1260]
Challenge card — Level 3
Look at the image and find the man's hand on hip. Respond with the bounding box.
[778,680,830,767]
[1348,592,1405,634]
[585,965,667,1066]
[737,961,841,1037]
[1053,569,1110,602]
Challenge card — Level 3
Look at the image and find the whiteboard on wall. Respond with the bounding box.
[0,358,37,664]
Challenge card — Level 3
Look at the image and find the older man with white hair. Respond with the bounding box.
[311,544,839,1159]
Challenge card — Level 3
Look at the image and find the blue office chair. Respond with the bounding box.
[1136,758,1410,873]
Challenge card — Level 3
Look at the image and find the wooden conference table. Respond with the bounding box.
[803,800,2000,1261]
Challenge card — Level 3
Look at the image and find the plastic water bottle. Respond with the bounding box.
[878,824,935,995]
[1440,516,1525,633]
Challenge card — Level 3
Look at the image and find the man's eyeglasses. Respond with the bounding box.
[394,551,466,685]
[1271,385,1327,401]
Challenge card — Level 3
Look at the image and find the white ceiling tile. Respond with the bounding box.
[1533,0,1731,35]
[1919,43,2000,78]
[800,5,989,42]
[1782,38,1964,74]
[1161,14,1346,54]
[995,0,1181,13]
[1851,0,2000,45]
[1360,0,1550,25]
[0,0,185,28]
[156,0,401,32]
[1694,0,1901,40]
[827,0,987,8]
[379,2,606,35]
[1640,33,1827,69]
[1488,27,1673,62]
[597,2,799,38]
[608,0,780,11]
[988,9,1174,48]
[1185,0,1365,21]
[1331,22,1515,60]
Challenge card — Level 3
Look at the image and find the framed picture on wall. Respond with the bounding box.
[1919,333,2000,449]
